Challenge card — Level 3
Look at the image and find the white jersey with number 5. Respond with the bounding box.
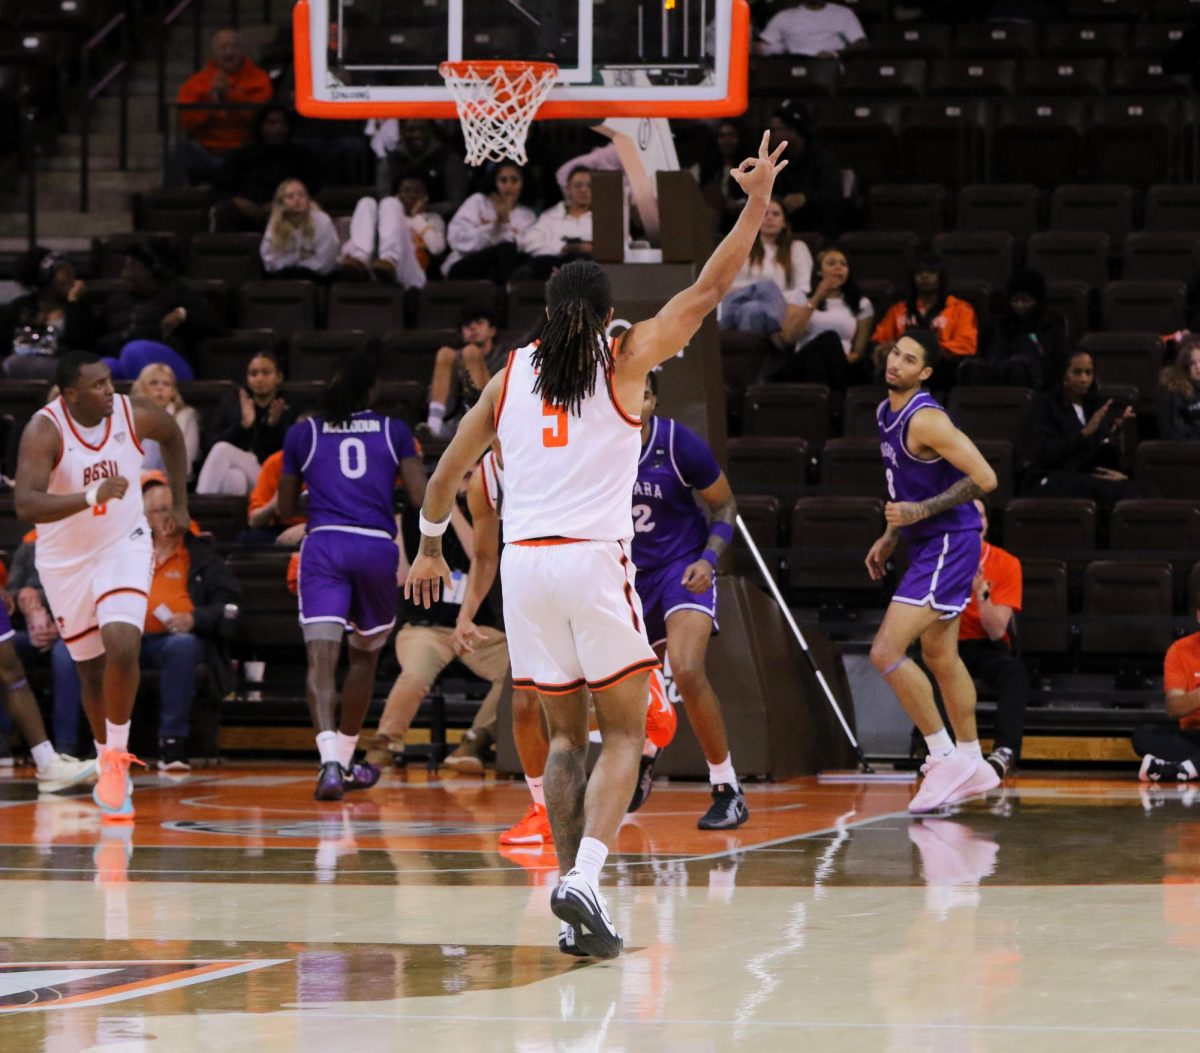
[494,340,642,544]
[34,394,149,571]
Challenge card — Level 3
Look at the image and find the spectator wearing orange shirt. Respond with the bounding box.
[872,256,977,389]
[165,29,273,187]
[50,481,241,771]
[238,445,309,548]
[957,500,1028,779]
[1133,616,1200,783]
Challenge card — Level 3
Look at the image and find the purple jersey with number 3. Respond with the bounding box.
[630,417,722,569]
[877,391,981,543]
[283,411,416,536]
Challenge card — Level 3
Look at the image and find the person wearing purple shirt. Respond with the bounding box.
[279,352,426,801]
[632,372,745,830]
[865,334,1000,815]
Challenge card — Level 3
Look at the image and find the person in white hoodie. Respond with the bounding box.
[338,168,444,288]
[718,197,814,336]
[515,166,594,280]
[259,179,339,279]
[442,162,536,282]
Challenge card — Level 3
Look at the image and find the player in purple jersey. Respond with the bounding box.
[279,353,426,800]
[866,335,1000,814]
[632,372,745,828]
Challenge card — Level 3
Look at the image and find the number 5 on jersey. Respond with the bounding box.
[542,402,568,448]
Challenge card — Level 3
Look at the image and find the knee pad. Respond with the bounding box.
[302,622,345,645]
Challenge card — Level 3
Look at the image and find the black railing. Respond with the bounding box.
[79,7,132,212]
[159,0,205,134]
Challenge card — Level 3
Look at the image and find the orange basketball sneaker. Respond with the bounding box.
[643,668,676,750]
[500,802,553,845]
[93,750,145,821]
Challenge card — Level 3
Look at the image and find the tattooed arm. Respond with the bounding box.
[884,408,997,529]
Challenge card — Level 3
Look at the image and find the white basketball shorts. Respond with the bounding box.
[501,539,659,695]
[40,535,153,661]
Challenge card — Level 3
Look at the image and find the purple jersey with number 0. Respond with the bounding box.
[283,411,416,536]
[877,391,981,543]
[630,416,722,570]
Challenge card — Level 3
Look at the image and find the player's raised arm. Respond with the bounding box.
[14,416,127,524]
[404,371,503,608]
[617,130,789,374]
[132,396,189,530]
[883,410,998,529]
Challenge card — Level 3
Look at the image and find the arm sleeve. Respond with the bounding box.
[842,10,867,46]
[389,418,418,462]
[871,302,904,345]
[991,552,1022,612]
[938,299,978,358]
[177,70,214,135]
[555,144,622,189]
[759,13,786,55]
[518,207,563,256]
[303,211,340,274]
[448,195,500,254]
[227,64,274,105]
[1165,641,1192,694]
[420,212,447,257]
[281,421,311,479]
[790,241,813,297]
[259,226,287,272]
[672,422,723,492]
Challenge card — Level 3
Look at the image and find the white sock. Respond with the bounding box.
[642,740,659,758]
[95,740,106,760]
[956,739,983,761]
[707,753,738,789]
[334,731,358,769]
[316,731,339,766]
[573,836,608,887]
[31,741,56,771]
[924,728,955,759]
[1184,759,1199,779]
[105,720,130,754]
[427,401,446,427]
[525,774,545,808]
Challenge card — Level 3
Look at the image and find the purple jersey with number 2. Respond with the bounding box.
[630,416,722,570]
[877,391,981,543]
[283,411,416,536]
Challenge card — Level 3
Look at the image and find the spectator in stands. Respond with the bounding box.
[766,103,842,239]
[377,119,469,220]
[210,105,321,232]
[239,412,312,548]
[196,350,296,495]
[259,179,339,280]
[1134,606,1200,783]
[443,162,536,282]
[424,304,502,439]
[52,480,242,771]
[704,120,753,231]
[719,197,814,335]
[96,240,226,381]
[362,466,508,771]
[958,500,1029,780]
[978,268,1067,391]
[772,244,874,389]
[338,171,435,287]
[1022,349,1151,506]
[758,1,867,57]
[166,28,273,187]
[1,248,94,380]
[514,166,593,280]
[871,256,978,389]
[131,362,200,479]
[1157,337,1200,441]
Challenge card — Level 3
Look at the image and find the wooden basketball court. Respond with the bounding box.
[0,766,1195,1050]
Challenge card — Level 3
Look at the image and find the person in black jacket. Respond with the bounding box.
[196,349,296,494]
[95,240,226,380]
[1,248,97,380]
[766,102,842,239]
[49,480,242,770]
[1157,338,1200,441]
[210,105,321,232]
[1021,349,1153,506]
[978,268,1067,391]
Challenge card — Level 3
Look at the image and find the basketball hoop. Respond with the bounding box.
[438,60,559,166]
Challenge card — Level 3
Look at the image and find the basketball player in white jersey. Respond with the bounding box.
[14,352,190,820]
[406,131,788,958]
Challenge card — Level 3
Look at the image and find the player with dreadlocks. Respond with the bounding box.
[279,351,426,800]
[407,130,788,958]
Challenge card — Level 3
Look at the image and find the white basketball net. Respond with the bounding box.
[439,61,559,166]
